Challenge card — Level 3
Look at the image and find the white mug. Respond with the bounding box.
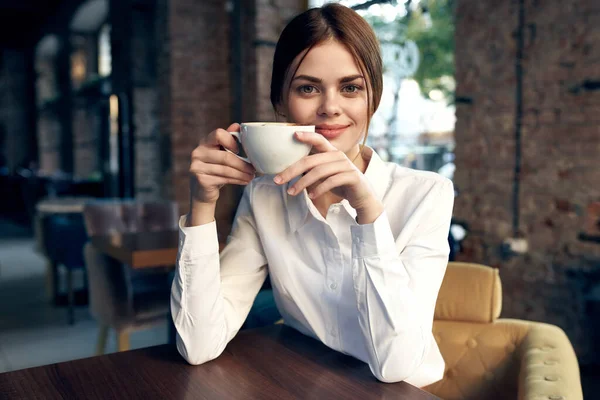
[229,122,314,175]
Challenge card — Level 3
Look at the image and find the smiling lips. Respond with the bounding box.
[315,124,350,139]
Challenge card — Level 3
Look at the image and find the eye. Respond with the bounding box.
[342,84,362,93]
[298,85,317,94]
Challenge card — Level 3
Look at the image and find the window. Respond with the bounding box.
[98,24,112,77]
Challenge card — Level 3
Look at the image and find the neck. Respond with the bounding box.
[346,144,368,173]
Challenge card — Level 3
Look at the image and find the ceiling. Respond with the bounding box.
[0,0,64,48]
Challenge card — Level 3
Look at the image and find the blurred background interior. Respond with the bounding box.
[0,0,598,396]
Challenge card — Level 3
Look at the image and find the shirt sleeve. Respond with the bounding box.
[171,182,268,365]
[350,178,454,383]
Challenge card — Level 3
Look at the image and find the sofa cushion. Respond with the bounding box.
[425,319,530,400]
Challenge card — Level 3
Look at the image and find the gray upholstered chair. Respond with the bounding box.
[82,200,178,354]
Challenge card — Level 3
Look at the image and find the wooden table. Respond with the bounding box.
[91,230,227,269]
[0,325,439,399]
[90,230,180,269]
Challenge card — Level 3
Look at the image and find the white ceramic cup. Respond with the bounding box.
[228,122,314,175]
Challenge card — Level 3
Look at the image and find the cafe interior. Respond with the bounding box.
[0,0,598,398]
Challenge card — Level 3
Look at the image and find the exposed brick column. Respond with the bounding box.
[454,0,600,361]
[157,0,234,238]
[35,52,61,174]
[132,4,161,200]
[255,0,308,121]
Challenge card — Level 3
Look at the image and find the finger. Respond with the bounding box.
[203,129,222,147]
[275,152,344,184]
[308,172,356,199]
[204,123,240,146]
[287,160,350,195]
[226,122,241,132]
[193,148,255,174]
[215,128,241,154]
[294,131,337,153]
[191,161,254,181]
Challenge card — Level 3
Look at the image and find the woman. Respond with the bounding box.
[171,3,454,387]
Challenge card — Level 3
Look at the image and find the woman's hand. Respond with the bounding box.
[187,123,255,225]
[273,131,383,224]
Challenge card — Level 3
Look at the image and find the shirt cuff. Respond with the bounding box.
[350,210,397,259]
[178,215,220,258]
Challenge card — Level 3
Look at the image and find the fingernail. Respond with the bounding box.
[287,187,295,195]
[274,175,282,184]
[308,192,315,199]
[295,131,303,137]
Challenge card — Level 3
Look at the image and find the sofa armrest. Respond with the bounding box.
[517,321,583,400]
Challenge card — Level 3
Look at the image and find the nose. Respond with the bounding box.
[317,90,342,117]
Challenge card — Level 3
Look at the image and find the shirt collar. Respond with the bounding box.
[286,147,391,233]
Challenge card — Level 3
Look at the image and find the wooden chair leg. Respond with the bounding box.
[47,260,59,305]
[117,331,130,352]
[96,326,109,355]
[45,259,57,303]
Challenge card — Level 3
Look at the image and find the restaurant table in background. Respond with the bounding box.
[0,325,439,399]
[90,230,180,269]
[90,230,226,269]
[90,230,226,344]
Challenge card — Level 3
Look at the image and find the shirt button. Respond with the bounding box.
[329,282,337,290]
[330,328,337,336]
[353,236,361,244]
[331,205,341,214]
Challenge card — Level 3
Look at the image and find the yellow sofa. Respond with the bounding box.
[423,262,583,400]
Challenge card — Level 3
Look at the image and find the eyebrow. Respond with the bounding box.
[292,74,365,84]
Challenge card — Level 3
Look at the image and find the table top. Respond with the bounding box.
[0,325,439,400]
[91,230,179,268]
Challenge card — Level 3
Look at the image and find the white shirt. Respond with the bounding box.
[171,148,454,387]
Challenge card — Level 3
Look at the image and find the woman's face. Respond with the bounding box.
[280,39,370,158]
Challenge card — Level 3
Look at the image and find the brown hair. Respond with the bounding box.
[270,3,383,147]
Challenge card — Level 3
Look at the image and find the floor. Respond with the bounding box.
[0,233,167,373]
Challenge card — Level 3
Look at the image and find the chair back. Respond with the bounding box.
[83,200,179,236]
[425,262,520,399]
[434,262,502,323]
[425,262,581,400]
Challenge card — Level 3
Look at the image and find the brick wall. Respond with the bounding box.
[157,0,234,233]
[255,0,307,121]
[72,98,101,179]
[155,0,172,202]
[132,6,161,200]
[454,0,600,361]
[35,52,61,174]
[37,111,61,174]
